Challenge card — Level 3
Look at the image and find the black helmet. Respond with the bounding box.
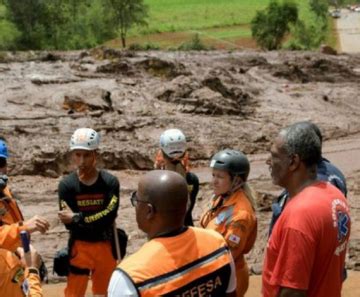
[210,149,250,181]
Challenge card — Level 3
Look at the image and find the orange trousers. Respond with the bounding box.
[64,240,116,297]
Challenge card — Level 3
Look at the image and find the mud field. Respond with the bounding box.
[1,49,360,295]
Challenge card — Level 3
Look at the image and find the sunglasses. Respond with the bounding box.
[130,191,151,207]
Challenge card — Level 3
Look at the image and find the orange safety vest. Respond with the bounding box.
[118,227,233,297]
[0,186,24,224]
[200,190,257,297]
[0,186,27,251]
[0,248,42,297]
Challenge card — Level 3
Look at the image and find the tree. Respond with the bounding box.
[107,0,148,48]
[251,0,298,50]
[309,0,329,21]
[2,0,117,50]
[0,4,20,50]
[3,0,49,49]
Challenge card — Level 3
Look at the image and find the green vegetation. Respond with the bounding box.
[177,34,212,51]
[0,0,147,50]
[140,0,268,35]
[251,1,298,50]
[0,0,339,50]
[108,0,148,48]
[0,4,19,50]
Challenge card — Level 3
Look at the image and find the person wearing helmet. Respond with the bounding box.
[58,128,120,297]
[0,137,50,252]
[200,149,257,297]
[154,129,199,226]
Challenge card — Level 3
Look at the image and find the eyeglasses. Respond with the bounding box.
[130,191,149,207]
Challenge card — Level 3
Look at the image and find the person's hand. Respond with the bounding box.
[58,209,75,224]
[17,245,41,269]
[24,215,50,234]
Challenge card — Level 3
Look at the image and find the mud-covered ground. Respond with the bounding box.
[1,49,360,293]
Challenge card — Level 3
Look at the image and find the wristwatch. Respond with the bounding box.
[72,213,82,224]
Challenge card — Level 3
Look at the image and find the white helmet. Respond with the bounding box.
[70,128,100,151]
[160,129,186,159]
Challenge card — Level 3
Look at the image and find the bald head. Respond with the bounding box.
[138,170,189,214]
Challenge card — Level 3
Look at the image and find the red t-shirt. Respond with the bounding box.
[262,182,350,297]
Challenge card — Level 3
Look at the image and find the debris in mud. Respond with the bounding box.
[136,57,190,78]
[272,63,309,83]
[30,74,83,85]
[320,44,337,55]
[62,89,114,112]
[1,49,360,282]
[89,46,135,60]
[268,56,360,83]
[155,75,199,102]
[155,74,251,115]
[96,61,135,75]
[99,149,153,171]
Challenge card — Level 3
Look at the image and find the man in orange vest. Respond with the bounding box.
[108,170,237,297]
[0,137,49,252]
[0,245,43,296]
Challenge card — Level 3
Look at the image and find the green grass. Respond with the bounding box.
[112,0,332,49]
[136,0,316,35]
[139,0,269,35]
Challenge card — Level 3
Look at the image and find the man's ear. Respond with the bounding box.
[289,154,301,171]
[146,204,155,220]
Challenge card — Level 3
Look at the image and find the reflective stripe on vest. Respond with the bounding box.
[138,246,228,291]
[120,228,232,297]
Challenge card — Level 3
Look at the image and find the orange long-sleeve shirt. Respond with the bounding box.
[0,187,28,251]
[0,249,42,297]
[200,189,257,297]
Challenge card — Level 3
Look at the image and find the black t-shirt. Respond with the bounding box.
[184,172,199,227]
[58,170,120,242]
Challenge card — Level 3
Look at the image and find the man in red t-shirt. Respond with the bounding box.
[263,123,351,297]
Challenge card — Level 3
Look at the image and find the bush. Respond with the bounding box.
[128,42,160,51]
[0,5,19,50]
[177,34,211,51]
[251,0,298,50]
[286,20,326,50]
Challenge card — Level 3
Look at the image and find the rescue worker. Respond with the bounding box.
[200,149,257,297]
[268,121,348,236]
[154,128,199,226]
[108,170,237,297]
[0,137,49,252]
[58,128,120,297]
[262,123,351,297]
[0,246,42,297]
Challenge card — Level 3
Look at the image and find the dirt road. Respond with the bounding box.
[337,10,360,53]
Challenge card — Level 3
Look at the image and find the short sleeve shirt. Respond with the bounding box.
[262,182,350,297]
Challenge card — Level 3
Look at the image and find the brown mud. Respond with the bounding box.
[1,49,359,295]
